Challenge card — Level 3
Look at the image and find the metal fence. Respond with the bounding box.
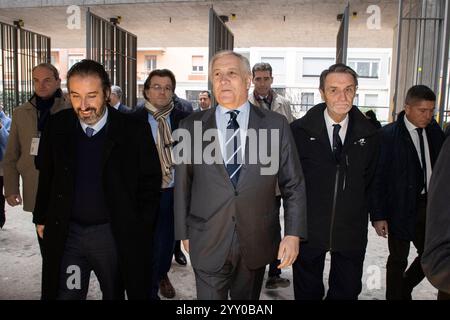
[0,21,50,115]
[86,9,137,108]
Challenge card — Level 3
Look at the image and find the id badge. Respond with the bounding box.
[30,137,40,156]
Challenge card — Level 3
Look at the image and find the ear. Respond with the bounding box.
[246,75,252,90]
[319,89,325,101]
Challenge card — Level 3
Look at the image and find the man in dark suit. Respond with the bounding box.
[174,50,307,300]
[371,85,445,300]
[131,69,190,300]
[110,85,132,113]
[291,63,380,300]
[33,59,162,300]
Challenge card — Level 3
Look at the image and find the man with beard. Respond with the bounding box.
[33,59,161,299]
[3,63,68,245]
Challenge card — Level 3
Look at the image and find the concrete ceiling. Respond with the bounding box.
[0,0,399,48]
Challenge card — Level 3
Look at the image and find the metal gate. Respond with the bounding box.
[0,21,50,115]
[86,9,137,108]
[336,4,349,64]
[208,7,234,98]
[392,0,450,124]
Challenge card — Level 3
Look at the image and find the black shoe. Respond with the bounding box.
[0,212,5,229]
[265,275,290,289]
[174,250,187,266]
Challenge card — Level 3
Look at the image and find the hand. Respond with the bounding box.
[6,194,22,207]
[277,235,300,269]
[182,239,190,253]
[373,220,389,238]
[36,224,45,239]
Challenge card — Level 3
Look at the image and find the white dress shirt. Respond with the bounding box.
[79,107,108,137]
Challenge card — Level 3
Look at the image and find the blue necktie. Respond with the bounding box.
[225,110,241,187]
[86,127,95,137]
[332,124,342,163]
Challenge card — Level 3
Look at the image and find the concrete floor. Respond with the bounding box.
[0,203,439,300]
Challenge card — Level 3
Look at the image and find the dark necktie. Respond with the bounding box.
[225,110,241,187]
[332,124,343,163]
[416,127,427,193]
[86,127,95,137]
[259,97,270,110]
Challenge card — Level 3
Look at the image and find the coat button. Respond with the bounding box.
[57,194,62,198]
[234,191,238,196]
[232,216,236,222]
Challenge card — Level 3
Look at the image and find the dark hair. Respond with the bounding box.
[143,69,176,100]
[199,90,211,98]
[252,62,272,78]
[66,59,111,102]
[32,63,60,80]
[404,85,436,106]
[365,110,377,121]
[319,63,358,91]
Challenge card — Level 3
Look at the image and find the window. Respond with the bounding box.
[192,56,204,73]
[68,55,83,69]
[303,57,334,77]
[301,92,314,107]
[261,57,286,82]
[365,94,379,107]
[353,94,359,106]
[145,55,157,71]
[348,60,379,78]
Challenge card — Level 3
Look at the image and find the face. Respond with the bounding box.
[33,66,61,100]
[109,92,120,106]
[198,92,211,110]
[252,70,273,96]
[144,75,173,109]
[212,54,251,110]
[69,75,108,126]
[405,100,435,128]
[320,72,356,122]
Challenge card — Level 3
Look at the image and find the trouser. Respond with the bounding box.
[386,195,426,300]
[268,195,282,277]
[293,244,365,300]
[194,229,266,300]
[0,176,5,228]
[151,188,175,300]
[57,222,123,300]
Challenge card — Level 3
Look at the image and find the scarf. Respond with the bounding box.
[144,100,175,188]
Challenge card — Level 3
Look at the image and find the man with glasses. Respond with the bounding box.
[291,63,380,300]
[133,69,190,300]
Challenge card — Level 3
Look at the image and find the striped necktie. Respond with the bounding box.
[225,110,242,187]
[86,127,95,137]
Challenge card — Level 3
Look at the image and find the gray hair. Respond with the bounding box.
[111,85,123,99]
[209,50,251,80]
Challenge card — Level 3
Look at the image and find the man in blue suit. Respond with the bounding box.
[0,104,11,228]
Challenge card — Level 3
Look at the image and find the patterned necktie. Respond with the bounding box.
[86,127,95,137]
[225,110,242,187]
[259,96,270,110]
[332,124,343,163]
[416,127,427,193]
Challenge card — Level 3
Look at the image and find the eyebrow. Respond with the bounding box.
[70,91,99,95]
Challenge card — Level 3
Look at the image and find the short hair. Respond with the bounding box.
[32,63,60,80]
[143,69,176,100]
[111,85,123,99]
[252,62,272,78]
[404,85,436,106]
[209,50,251,80]
[199,90,211,98]
[66,59,111,102]
[319,63,358,91]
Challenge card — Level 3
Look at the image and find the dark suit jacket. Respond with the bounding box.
[118,103,132,114]
[371,111,444,240]
[174,104,307,272]
[33,107,162,299]
[422,137,450,293]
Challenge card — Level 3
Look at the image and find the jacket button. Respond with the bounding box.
[232,216,236,222]
[234,191,238,196]
[57,194,62,198]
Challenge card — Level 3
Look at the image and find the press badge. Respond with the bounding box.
[30,137,40,156]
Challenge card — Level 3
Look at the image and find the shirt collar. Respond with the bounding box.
[404,113,419,132]
[217,101,250,117]
[79,107,108,135]
[112,101,121,110]
[323,108,349,128]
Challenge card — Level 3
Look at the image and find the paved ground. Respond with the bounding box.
[0,203,439,300]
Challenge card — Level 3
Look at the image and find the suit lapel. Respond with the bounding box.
[102,108,123,170]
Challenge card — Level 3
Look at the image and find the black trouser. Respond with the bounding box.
[268,195,282,277]
[57,222,124,300]
[386,195,426,300]
[0,176,5,228]
[293,244,365,300]
[194,229,265,300]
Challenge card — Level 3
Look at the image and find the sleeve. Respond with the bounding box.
[2,110,21,197]
[422,138,450,293]
[278,116,307,239]
[173,118,193,240]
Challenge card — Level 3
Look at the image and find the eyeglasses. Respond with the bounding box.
[149,85,173,93]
